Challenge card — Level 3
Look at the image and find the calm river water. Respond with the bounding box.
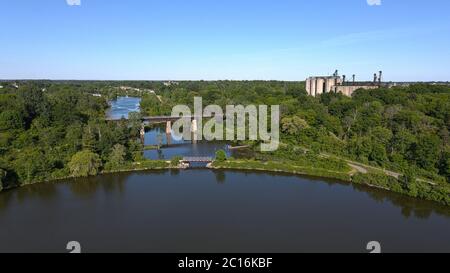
[0,170,449,253]
[0,97,448,253]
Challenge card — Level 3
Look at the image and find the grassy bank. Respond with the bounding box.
[102,160,171,174]
[211,159,352,182]
[352,173,450,206]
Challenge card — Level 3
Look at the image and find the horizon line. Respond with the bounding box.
[1,78,449,83]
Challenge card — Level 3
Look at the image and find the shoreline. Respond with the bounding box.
[209,160,450,207]
[1,159,449,207]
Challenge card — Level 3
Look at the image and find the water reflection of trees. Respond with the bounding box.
[0,182,59,212]
[69,174,128,198]
[351,184,450,219]
[0,174,131,212]
[299,173,450,219]
[225,170,450,219]
[1,170,449,220]
[170,169,180,176]
[213,170,226,184]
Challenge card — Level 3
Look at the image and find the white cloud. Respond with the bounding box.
[367,0,382,6]
[66,0,81,6]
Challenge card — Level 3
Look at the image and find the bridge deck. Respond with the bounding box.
[182,157,213,163]
[106,115,224,122]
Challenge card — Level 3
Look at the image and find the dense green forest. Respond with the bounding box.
[0,81,144,191]
[0,80,449,205]
[141,81,449,182]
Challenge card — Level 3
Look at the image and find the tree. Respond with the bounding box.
[281,116,309,135]
[65,124,83,154]
[171,156,183,166]
[68,150,102,177]
[439,150,450,183]
[0,169,5,191]
[391,128,416,155]
[371,126,393,146]
[82,125,97,151]
[412,133,441,171]
[401,167,418,197]
[13,148,51,184]
[18,87,51,127]
[407,181,419,198]
[0,110,24,130]
[215,150,227,162]
[128,112,142,138]
[106,144,126,169]
[369,143,388,166]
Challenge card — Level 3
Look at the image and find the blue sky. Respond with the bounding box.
[1,0,449,81]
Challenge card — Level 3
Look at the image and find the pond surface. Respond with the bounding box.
[0,170,449,253]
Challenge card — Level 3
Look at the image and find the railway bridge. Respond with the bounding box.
[106,114,222,137]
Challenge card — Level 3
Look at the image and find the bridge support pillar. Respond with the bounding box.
[191,119,198,143]
[191,119,198,133]
[140,124,145,144]
[165,121,172,134]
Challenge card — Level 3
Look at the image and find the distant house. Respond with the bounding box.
[0,85,3,89]
[163,81,179,87]
[144,89,156,94]
[92,93,102,97]
[119,86,141,92]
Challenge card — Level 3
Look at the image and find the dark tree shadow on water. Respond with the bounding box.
[170,169,180,176]
[351,184,450,219]
[213,170,226,184]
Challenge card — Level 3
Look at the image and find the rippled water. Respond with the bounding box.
[107,96,141,120]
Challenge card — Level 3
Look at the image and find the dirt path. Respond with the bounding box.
[282,143,436,184]
[348,163,368,174]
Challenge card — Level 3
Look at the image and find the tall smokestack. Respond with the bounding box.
[379,71,382,83]
[352,74,355,83]
[334,70,339,77]
[343,75,346,83]
[374,73,378,83]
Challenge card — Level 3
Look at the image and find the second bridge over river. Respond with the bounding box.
[106,114,223,135]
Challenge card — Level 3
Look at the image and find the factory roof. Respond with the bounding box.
[340,82,386,87]
[307,76,340,79]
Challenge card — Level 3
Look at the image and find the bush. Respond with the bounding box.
[68,150,102,177]
[138,160,169,169]
[352,173,398,189]
[215,150,227,162]
[171,156,183,166]
[105,144,126,170]
[0,169,5,191]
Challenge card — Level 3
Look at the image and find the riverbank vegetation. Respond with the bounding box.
[1,80,449,206]
[0,81,154,190]
[152,81,449,182]
[211,159,352,182]
[144,81,449,205]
